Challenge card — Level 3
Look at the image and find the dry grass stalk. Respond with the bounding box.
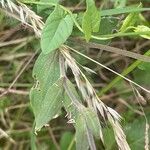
[131,85,149,150]
[0,0,44,36]
[145,123,149,150]
[0,128,15,144]
[60,47,131,150]
[1,1,147,149]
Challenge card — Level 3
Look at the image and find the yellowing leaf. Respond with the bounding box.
[134,25,150,39]
[82,0,100,41]
[41,5,74,54]
[120,4,142,32]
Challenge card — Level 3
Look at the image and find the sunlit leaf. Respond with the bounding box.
[41,5,74,54]
[120,3,142,32]
[134,25,150,39]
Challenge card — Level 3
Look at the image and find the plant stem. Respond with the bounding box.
[98,50,150,96]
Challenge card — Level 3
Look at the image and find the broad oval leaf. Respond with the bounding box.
[32,50,60,95]
[30,50,62,131]
[34,78,63,131]
[41,5,74,54]
[30,78,63,131]
[82,0,100,41]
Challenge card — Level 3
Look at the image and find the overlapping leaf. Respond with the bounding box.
[75,108,102,150]
[63,79,82,120]
[120,7,141,32]
[75,114,89,150]
[30,50,62,131]
[82,0,100,41]
[37,0,60,13]
[41,5,74,54]
[84,108,102,139]
[134,25,150,39]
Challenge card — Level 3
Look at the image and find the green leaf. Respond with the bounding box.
[75,108,101,150]
[84,109,101,150]
[134,25,150,39]
[138,62,150,70]
[30,50,62,131]
[75,114,89,150]
[100,6,150,16]
[63,79,81,120]
[31,78,63,131]
[37,0,59,13]
[41,5,74,54]
[120,13,139,32]
[120,4,142,32]
[82,0,100,41]
[113,0,126,8]
[103,127,116,150]
[30,122,37,150]
[91,17,118,44]
[125,115,150,150]
[32,51,60,95]
[60,132,75,150]
[84,108,102,139]
[133,61,150,87]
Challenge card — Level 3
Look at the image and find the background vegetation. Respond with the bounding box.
[0,0,150,149]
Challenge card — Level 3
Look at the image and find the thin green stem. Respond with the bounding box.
[21,1,150,40]
[67,135,75,150]
[98,50,150,96]
[65,45,150,94]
